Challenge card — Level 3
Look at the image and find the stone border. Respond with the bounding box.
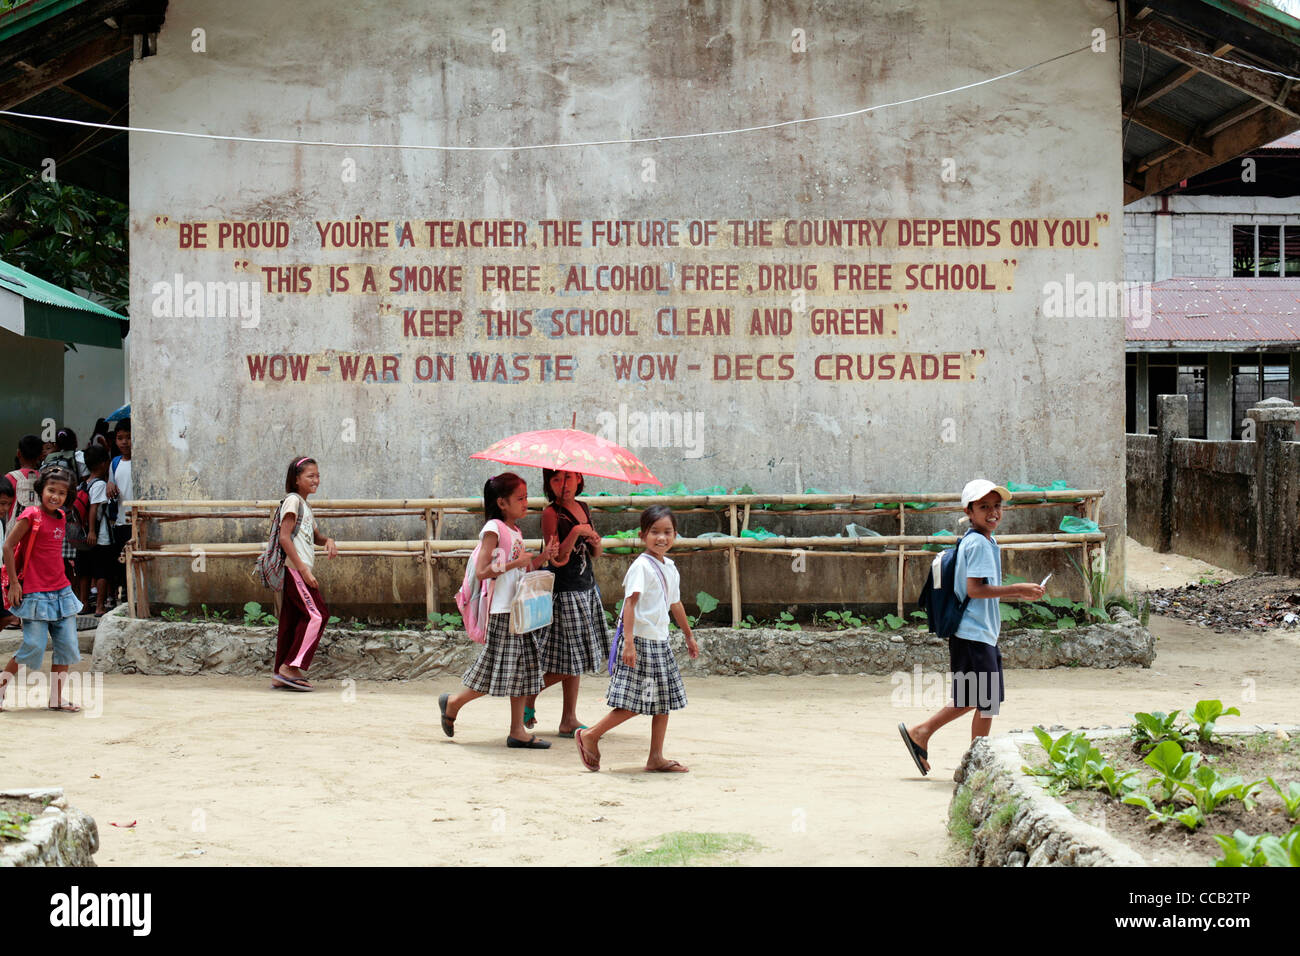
[952,724,1300,866]
[89,606,1149,681]
[91,605,1154,678]
[0,787,99,867]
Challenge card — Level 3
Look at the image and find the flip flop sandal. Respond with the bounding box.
[523,706,537,728]
[274,674,313,692]
[506,735,551,749]
[575,728,600,772]
[438,692,455,738]
[898,722,929,776]
[49,703,81,713]
[647,760,689,773]
[557,724,587,739]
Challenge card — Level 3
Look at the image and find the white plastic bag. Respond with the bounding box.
[510,570,555,634]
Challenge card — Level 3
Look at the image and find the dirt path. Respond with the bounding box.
[3,606,1295,866]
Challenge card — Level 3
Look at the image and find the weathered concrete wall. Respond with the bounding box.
[129,0,1126,608]
[1125,434,1158,548]
[1170,439,1256,573]
[0,329,63,466]
[92,605,1154,677]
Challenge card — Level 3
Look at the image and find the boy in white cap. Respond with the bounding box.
[898,479,1044,775]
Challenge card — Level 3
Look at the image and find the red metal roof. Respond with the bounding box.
[1126,277,1300,342]
[1260,131,1300,150]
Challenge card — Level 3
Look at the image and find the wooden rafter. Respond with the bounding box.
[0,30,130,111]
[1134,18,1300,121]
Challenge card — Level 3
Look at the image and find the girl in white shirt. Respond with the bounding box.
[575,505,698,773]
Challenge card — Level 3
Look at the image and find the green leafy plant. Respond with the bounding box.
[327,615,341,626]
[1023,727,1105,794]
[772,611,801,631]
[426,612,463,632]
[1197,575,1222,586]
[909,609,927,623]
[1143,740,1201,803]
[1095,762,1141,797]
[1129,710,1190,753]
[199,604,229,622]
[734,615,760,630]
[684,591,720,629]
[1267,778,1300,821]
[1213,825,1300,867]
[819,609,866,630]
[160,608,185,622]
[0,809,33,842]
[1180,766,1261,817]
[242,602,276,626]
[1188,699,1241,744]
[882,613,905,631]
[1125,793,1206,831]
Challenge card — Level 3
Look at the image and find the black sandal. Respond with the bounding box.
[438,692,455,738]
[898,722,929,776]
[506,735,551,749]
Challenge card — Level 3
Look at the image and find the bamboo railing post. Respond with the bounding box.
[728,503,741,625]
[131,509,150,618]
[124,541,136,618]
[896,504,906,617]
[741,503,751,532]
[423,508,436,619]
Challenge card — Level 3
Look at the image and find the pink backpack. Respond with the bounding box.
[455,519,516,643]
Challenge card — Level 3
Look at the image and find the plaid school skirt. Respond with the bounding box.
[461,612,544,698]
[605,634,687,715]
[538,587,610,676]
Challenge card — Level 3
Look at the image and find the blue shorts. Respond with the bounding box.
[14,587,82,669]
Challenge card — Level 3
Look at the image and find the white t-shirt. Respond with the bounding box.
[481,521,524,613]
[112,459,133,526]
[622,554,680,642]
[88,478,111,540]
[278,493,316,571]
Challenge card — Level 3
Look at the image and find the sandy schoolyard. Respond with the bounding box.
[3,541,1295,866]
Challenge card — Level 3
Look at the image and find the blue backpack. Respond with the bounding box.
[916,531,977,637]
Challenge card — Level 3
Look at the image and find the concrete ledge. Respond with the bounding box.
[0,788,99,867]
[92,605,1154,678]
[951,735,1147,867]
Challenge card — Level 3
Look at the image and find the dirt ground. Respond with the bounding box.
[2,539,1294,866]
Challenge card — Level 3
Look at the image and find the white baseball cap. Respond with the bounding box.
[961,479,1011,509]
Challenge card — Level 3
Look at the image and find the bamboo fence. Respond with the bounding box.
[121,490,1106,624]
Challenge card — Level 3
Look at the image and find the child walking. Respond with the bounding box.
[0,464,85,712]
[575,505,699,773]
[439,472,558,748]
[521,468,609,736]
[273,456,337,691]
[898,479,1044,775]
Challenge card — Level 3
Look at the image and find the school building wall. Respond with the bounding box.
[128,0,1127,610]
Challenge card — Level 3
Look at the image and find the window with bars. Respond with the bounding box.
[1231,355,1292,439]
[1233,224,1300,277]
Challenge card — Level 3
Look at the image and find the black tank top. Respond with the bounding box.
[547,502,595,592]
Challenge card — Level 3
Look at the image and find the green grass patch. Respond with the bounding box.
[614,831,761,866]
[948,787,976,848]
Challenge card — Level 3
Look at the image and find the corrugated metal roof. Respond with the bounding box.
[1127,277,1300,341]
[0,256,123,319]
[1261,131,1300,149]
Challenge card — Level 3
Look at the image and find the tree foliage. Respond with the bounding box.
[0,159,129,316]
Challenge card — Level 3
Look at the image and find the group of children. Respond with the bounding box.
[269,459,697,772]
[2,439,1037,776]
[1,419,134,626]
[0,418,134,712]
